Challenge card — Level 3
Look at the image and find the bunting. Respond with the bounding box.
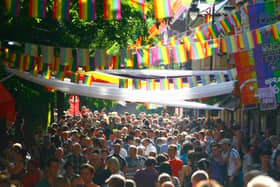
[208,24,218,39]
[157,46,170,65]
[78,48,89,70]
[231,11,241,27]
[78,0,95,21]
[23,55,35,71]
[89,57,95,71]
[173,77,183,89]
[146,79,156,91]
[216,73,225,83]
[220,17,232,34]
[53,0,70,20]
[84,74,92,86]
[160,78,169,90]
[42,45,54,64]
[15,54,24,72]
[25,43,38,57]
[5,0,19,16]
[43,64,52,80]
[95,49,107,68]
[103,0,121,20]
[271,24,279,41]
[56,71,65,81]
[187,76,197,88]
[29,0,46,18]
[190,42,205,60]
[119,78,128,88]
[136,48,151,67]
[225,35,238,53]
[120,49,134,68]
[172,44,187,63]
[253,29,264,45]
[71,72,79,83]
[153,0,172,19]
[133,79,141,89]
[60,47,72,66]
[201,75,210,85]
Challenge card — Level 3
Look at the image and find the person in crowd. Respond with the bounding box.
[142,138,157,157]
[65,142,87,175]
[190,170,209,187]
[180,142,193,165]
[269,151,280,181]
[219,138,241,187]
[23,159,43,187]
[107,141,127,173]
[243,170,264,187]
[71,174,85,187]
[167,144,183,178]
[158,162,181,187]
[134,157,158,187]
[161,181,175,187]
[80,163,99,187]
[39,135,55,171]
[179,151,197,187]
[105,174,126,187]
[106,156,124,176]
[160,136,174,154]
[125,145,145,179]
[269,135,280,168]
[259,149,272,175]
[247,175,278,187]
[35,158,59,187]
[241,143,253,175]
[89,151,111,186]
[195,179,222,187]
[55,147,66,176]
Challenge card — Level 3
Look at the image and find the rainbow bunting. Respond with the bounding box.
[78,48,89,69]
[228,69,236,80]
[24,55,35,71]
[253,29,264,45]
[25,43,38,56]
[5,0,19,16]
[187,76,197,88]
[111,56,120,69]
[119,78,128,88]
[271,24,279,41]
[42,45,54,64]
[237,33,245,50]
[169,36,179,46]
[43,65,51,80]
[136,48,151,67]
[29,0,46,18]
[220,38,227,53]
[32,63,39,77]
[146,79,156,90]
[172,44,187,63]
[71,72,79,83]
[78,0,95,21]
[241,4,248,16]
[53,0,70,20]
[160,78,169,90]
[173,77,183,89]
[153,0,172,19]
[89,57,95,70]
[231,11,241,27]
[52,57,61,72]
[145,103,158,110]
[133,79,141,89]
[244,31,255,49]
[201,75,210,85]
[37,56,43,72]
[56,71,65,81]
[219,18,232,34]
[225,35,238,53]
[60,47,72,66]
[157,46,170,65]
[84,75,92,86]
[130,0,148,19]
[103,0,121,20]
[7,52,17,68]
[95,49,107,68]
[70,56,78,72]
[120,49,134,68]
[15,54,24,72]
[190,42,204,60]
[182,35,192,50]
[195,29,207,43]
[215,73,225,83]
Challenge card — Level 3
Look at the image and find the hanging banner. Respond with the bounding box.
[258,87,277,111]
[248,1,280,102]
[69,95,79,115]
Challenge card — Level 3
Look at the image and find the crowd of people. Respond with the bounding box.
[0,105,280,187]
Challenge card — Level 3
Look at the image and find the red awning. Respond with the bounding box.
[0,83,16,122]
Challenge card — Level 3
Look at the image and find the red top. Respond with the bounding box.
[168,158,184,177]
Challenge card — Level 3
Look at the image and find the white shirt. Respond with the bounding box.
[144,143,157,156]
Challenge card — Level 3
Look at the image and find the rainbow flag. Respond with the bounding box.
[172,44,187,63]
[153,0,172,19]
[119,78,128,88]
[243,31,255,49]
[201,75,210,85]
[78,0,95,21]
[253,29,264,45]
[15,54,24,72]
[103,0,121,20]
[24,55,35,71]
[133,79,141,89]
[52,57,60,72]
[43,65,51,80]
[225,35,238,53]
[111,55,120,69]
[84,75,92,86]
[37,56,43,72]
[53,0,70,20]
[182,35,192,50]
[228,69,236,80]
[70,56,78,72]
[271,24,279,41]
[169,36,179,46]
[157,46,170,65]
[173,77,183,89]
[5,0,19,16]
[120,49,134,68]
[60,47,72,66]
[71,72,79,83]
[56,71,65,81]
[216,73,225,83]
[42,45,54,64]
[190,42,204,60]
[25,43,38,56]
[237,33,245,50]
[130,0,148,19]
[29,0,46,18]
[146,79,155,90]
[95,49,107,68]
[136,48,151,67]
[220,38,227,53]
[32,63,39,77]
[187,76,197,88]
[220,18,232,34]
[231,11,241,27]
[241,4,248,16]
[89,57,95,70]
[195,29,207,43]
[78,48,89,69]
[160,78,169,90]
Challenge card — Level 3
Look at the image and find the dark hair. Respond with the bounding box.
[145,157,156,167]
[80,163,95,174]
[159,161,172,175]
